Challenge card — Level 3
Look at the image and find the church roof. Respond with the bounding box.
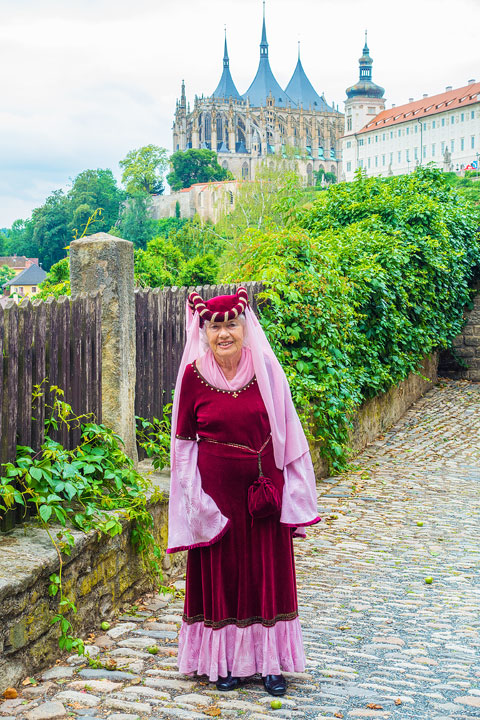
[242,5,294,108]
[285,50,334,111]
[212,33,241,100]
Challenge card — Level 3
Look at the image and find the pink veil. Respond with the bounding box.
[167,296,320,553]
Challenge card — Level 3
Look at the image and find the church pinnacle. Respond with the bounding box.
[212,28,241,100]
[243,1,292,107]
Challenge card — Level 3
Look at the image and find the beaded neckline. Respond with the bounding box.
[192,361,256,398]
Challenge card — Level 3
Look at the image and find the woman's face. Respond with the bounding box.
[205,318,244,364]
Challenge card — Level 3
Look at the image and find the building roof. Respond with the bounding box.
[285,49,333,111]
[212,32,242,100]
[346,34,384,100]
[359,81,480,134]
[5,263,47,286]
[242,5,294,108]
[0,256,39,269]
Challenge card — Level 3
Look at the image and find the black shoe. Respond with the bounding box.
[216,671,242,691]
[263,673,287,696]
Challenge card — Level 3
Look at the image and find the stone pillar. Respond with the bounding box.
[70,232,137,463]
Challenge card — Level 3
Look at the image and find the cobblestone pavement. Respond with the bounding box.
[2,379,480,720]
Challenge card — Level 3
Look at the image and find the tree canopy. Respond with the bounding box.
[167,149,233,191]
[119,145,168,195]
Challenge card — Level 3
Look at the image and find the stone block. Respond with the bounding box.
[464,335,480,346]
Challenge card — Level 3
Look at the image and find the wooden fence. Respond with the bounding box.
[135,282,264,446]
[1,281,263,529]
[0,294,102,532]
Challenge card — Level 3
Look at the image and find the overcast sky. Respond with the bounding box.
[1,0,479,228]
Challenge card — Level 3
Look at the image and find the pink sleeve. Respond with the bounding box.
[280,451,321,534]
[167,438,230,554]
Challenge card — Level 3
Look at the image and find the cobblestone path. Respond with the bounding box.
[2,379,480,720]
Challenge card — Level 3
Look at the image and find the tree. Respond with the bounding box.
[36,257,70,299]
[31,190,71,270]
[120,145,168,195]
[178,253,219,286]
[134,237,184,288]
[117,193,158,249]
[68,169,124,237]
[0,265,15,288]
[167,149,233,191]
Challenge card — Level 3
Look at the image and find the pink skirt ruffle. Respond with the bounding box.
[177,618,306,681]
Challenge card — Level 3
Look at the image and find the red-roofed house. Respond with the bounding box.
[341,38,480,180]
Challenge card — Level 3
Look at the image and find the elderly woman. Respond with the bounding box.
[167,287,320,695]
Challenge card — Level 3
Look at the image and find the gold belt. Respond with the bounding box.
[198,434,272,474]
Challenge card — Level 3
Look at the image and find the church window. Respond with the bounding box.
[461,137,465,150]
[346,161,352,171]
[242,163,249,180]
[471,135,475,148]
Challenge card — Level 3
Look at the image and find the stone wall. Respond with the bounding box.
[310,353,438,477]
[0,493,183,692]
[439,293,480,381]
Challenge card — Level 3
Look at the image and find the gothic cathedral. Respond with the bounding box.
[172,4,344,185]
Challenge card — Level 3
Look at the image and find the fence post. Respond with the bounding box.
[70,232,137,463]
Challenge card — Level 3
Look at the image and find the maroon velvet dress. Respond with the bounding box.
[175,362,304,680]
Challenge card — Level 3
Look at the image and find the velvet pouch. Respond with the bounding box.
[248,475,282,519]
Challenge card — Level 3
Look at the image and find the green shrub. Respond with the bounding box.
[226,168,480,469]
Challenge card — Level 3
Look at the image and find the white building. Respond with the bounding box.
[341,38,480,180]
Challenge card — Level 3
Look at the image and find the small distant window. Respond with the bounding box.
[346,141,352,149]
[432,120,436,129]
[398,150,401,162]
[431,144,435,156]
[451,139,455,152]
[368,158,371,168]
[441,141,446,153]
[423,122,427,130]
[451,115,455,124]
[375,135,378,142]
[358,138,364,146]
[390,152,393,163]
[359,158,364,168]
[472,135,475,149]
[382,154,386,166]
[461,137,465,151]
[471,110,475,120]
[390,131,393,139]
[375,156,378,167]
[346,161,352,171]
[415,125,418,133]
[368,137,371,144]
[461,113,465,121]
[423,145,427,158]
[406,127,409,135]
[442,118,445,127]
[31,286,36,293]
[382,133,386,141]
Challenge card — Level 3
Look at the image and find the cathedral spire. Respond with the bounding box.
[285,42,332,111]
[260,0,268,57]
[212,27,241,100]
[243,1,293,107]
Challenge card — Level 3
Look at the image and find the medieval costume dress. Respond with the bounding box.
[167,288,320,681]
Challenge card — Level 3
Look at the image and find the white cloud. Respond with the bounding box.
[1,0,479,226]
